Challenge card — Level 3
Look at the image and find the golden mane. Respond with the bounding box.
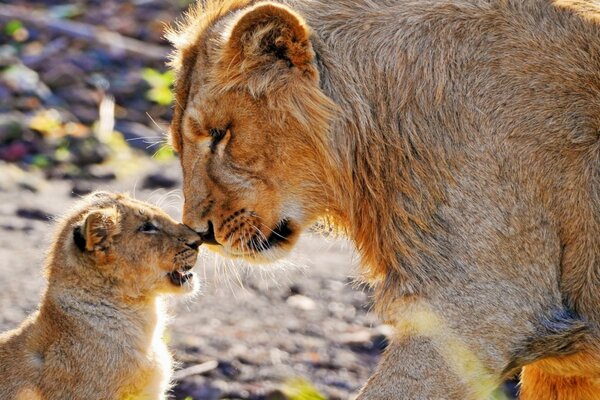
[166,0,253,153]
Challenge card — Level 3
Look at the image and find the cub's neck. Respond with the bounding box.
[39,285,166,355]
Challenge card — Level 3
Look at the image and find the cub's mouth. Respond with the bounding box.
[167,265,194,286]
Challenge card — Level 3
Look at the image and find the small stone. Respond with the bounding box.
[172,380,221,400]
[338,330,372,346]
[70,181,94,197]
[70,140,109,167]
[142,172,178,189]
[217,360,239,378]
[16,207,53,222]
[286,294,316,311]
[0,112,26,144]
[86,165,117,181]
[0,142,28,162]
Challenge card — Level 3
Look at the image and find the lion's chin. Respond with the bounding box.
[205,218,300,264]
[206,239,296,265]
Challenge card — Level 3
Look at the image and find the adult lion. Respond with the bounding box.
[168,0,600,398]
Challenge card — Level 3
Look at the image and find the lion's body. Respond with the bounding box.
[0,193,200,400]
[170,0,600,398]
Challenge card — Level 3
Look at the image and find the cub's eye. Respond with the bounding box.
[138,221,159,233]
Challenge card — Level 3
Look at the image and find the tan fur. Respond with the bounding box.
[0,192,201,400]
[169,0,600,398]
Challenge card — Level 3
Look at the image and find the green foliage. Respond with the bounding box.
[142,68,175,106]
[282,378,326,400]
[31,154,49,168]
[4,20,23,36]
[153,144,176,162]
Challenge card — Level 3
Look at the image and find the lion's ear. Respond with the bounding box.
[80,208,120,252]
[222,2,314,73]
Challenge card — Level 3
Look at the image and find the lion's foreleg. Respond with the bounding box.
[357,334,479,400]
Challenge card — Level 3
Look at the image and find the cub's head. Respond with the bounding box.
[48,192,201,299]
[169,1,338,263]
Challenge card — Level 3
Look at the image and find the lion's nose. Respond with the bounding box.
[186,240,202,250]
[197,220,219,245]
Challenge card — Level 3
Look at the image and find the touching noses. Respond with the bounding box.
[185,240,202,250]
[197,221,218,245]
[182,191,219,245]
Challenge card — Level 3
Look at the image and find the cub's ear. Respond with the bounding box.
[221,2,314,75]
[78,208,121,252]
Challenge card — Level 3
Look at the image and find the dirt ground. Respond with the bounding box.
[0,161,386,399]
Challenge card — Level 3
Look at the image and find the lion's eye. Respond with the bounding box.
[208,128,227,151]
[139,221,159,233]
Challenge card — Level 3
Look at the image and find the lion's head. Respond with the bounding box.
[169,1,339,263]
[47,192,201,299]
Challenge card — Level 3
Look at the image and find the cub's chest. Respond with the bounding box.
[117,344,172,400]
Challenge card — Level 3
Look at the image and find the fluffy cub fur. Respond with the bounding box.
[0,192,201,400]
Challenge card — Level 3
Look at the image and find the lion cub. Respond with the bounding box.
[0,192,201,400]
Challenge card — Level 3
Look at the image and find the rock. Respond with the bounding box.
[1,63,53,101]
[0,112,26,144]
[0,45,18,67]
[338,325,392,354]
[86,164,117,181]
[172,379,222,400]
[286,294,317,311]
[142,172,178,189]
[0,142,28,162]
[41,62,83,88]
[70,105,98,124]
[70,139,110,167]
[16,207,53,222]
[217,360,240,379]
[338,330,372,347]
[70,181,94,197]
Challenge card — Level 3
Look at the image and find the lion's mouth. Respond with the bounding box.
[247,219,293,252]
[167,265,194,286]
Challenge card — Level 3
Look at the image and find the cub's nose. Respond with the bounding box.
[197,220,219,245]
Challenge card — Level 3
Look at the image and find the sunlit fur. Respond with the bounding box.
[169,0,600,398]
[0,192,200,399]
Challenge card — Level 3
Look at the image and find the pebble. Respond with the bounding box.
[286,294,317,311]
[142,172,178,189]
[16,207,53,222]
[70,181,94,197]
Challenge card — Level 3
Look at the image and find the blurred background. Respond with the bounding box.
[0,1,517,399]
